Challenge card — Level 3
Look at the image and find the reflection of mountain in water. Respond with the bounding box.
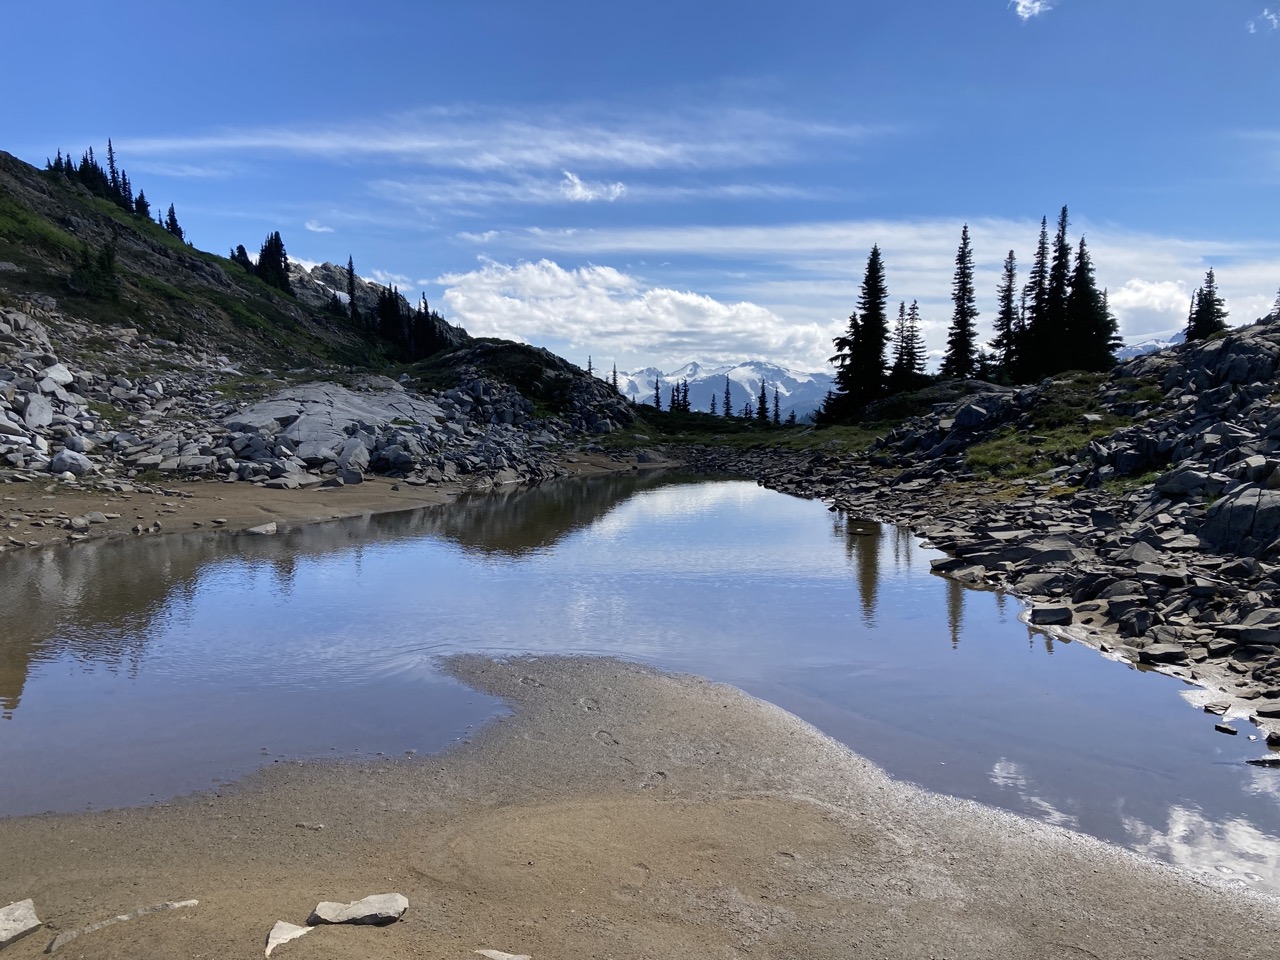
[0,471,681,717]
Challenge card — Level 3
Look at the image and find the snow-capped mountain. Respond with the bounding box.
[1114,330,1185,361]
[617,361,834,421]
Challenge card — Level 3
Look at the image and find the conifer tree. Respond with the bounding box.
[653,376,662,411]
[346,256,359,323]
[786,409,797,426]
[940,224,979,379]
[1042,206,1072,357]
[164,204,184,241]
[1021,217,1051,379]
[106,139,120,197]
[133,190,151,220]
[723,376,733,418]
[1187,268,1228,340]
[1064,236,1117,370]
[825,245,890,420]
[611,363,619,393]
[990,249,1020,380]
[710,392,718,416]
[756,381,769,422]
[772,386,781,425]
[254,231,292,293]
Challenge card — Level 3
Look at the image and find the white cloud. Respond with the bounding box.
[304,219,334,233]
[369,268,413,289]
[1010,0,1056,21]
[121,106,882,175]
[1248,8,1280,31]
[436,257,830,370]
[499,218,1280,364]
[559,170,626,202]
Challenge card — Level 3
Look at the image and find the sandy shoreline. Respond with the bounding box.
[2,655,1279,959]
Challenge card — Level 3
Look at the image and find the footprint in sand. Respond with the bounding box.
[577,697,600,712]
[594,729,620,746]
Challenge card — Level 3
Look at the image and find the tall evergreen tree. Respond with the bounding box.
[723,376,733,418]
[1021,217,1052,379]
[710,392,717,416]
[1041,205,1073,360]
[1187,268,1228,340]
[164,204,184,242]
[346,255,359,323]
[653,375,662,411]
[825,245,890,420]
[990,249,1020,380]
[133,190,151,220]
[756,381,769,422]
[611,363,619,393]
[254,231,291,293]
[1063,236,1117,370]
[940,224,979,379]
[772,386,781,425]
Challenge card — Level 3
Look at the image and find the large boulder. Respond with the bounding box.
[1200,487,1280,557]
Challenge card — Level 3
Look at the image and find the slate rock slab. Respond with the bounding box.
[307,893,408,926]
[264,920,312,957]
[1029,605,1073,626]
[1,899,42,948]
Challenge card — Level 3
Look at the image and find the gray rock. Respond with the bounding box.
[1138,643,1189,664]
[307,892,408,926]
[48,449,94,476]
[246,522,278,535]
[21,394,52,429]
[0,899,41,949]
[264,920,312,957]
[1029,605,1073,626]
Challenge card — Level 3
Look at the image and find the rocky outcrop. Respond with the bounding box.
[682,315,1280,744]
[0,297,631,533]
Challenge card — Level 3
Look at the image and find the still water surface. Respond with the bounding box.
[3,474,1279,893]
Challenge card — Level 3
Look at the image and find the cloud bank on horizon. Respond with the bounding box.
[7,2,1276,374]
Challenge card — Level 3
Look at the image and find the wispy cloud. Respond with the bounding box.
[119,106,885,175]
[369,268,413,289]
[1010,0,1056,21]
[1247,7,1280,32]
[304,219,334,233]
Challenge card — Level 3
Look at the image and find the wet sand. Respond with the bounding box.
[2,655,1279,959]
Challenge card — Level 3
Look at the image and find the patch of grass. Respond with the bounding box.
[1101,469,1160,495]
[86,400,128,427]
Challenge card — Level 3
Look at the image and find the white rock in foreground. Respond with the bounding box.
[476,951,532,960]
[307,892,407,926]
[0,899,42,948]
[264,920,312,957]
[246,521,278,536]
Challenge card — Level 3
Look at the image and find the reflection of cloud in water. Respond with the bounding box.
[1123,804,1280,891]
[591,481,771,533]
[988,758,1079,830]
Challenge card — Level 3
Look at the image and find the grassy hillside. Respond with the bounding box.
[0,150,384,368]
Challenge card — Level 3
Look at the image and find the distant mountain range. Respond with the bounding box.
[1115,331,1185,361]
[617,361,834,420]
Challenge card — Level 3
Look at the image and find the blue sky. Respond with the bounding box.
[6,1,1280,373]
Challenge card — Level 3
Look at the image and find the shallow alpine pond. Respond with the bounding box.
[2,473,1279,894]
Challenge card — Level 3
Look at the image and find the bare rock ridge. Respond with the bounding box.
[0,295,633,529]
[684,313,1280,746]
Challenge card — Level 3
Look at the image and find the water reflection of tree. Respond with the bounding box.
[947,578,965,648]
[0,470,682,718]
[840,518,883,627]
